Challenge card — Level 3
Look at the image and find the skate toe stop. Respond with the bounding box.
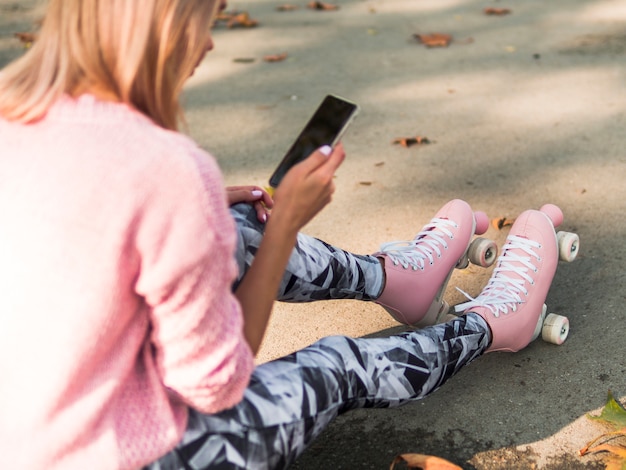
[539,204,563,227]
[474,211,489,235]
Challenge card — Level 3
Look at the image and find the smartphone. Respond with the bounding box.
[268,94,359,188]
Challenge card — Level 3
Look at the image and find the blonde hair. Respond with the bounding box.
[0,0,219,130]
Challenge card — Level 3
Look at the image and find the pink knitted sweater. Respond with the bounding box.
[0,95,254,469]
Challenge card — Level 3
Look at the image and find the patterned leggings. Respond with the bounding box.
[146,204,491,470]
[229,204,385,302]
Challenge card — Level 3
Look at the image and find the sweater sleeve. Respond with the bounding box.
[133,136,254,414]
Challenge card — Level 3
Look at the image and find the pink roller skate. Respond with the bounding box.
[374,199,497,327]
[454,204,579,352]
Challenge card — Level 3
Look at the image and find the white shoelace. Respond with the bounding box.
[454,235,542,317]
[377,218,458,270]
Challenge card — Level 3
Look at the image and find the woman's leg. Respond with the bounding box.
[230,203,384,302]
[146,314,490,470]
[146,202,563,469]
[231,200,490,328]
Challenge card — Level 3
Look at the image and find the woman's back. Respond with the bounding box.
[0,94,252,469]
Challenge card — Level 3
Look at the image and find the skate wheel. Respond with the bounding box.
[542,313,569,345]
[557,231,579,262]
[474,211,489,235]
[539,204,564,228]
[467,237,498,267]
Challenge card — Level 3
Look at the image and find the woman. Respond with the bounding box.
[0,0,565,468]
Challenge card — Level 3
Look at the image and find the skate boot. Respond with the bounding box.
[374,199,496,327]
[454,204,579,352]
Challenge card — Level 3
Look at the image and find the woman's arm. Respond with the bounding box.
[235,144,345,354]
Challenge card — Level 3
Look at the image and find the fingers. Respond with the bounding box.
[250,189,274,209]
[225,186,273,223]
[286,144,343,203]
[268,144,347,232]
[295,143,346,181]
[226,186,274,207]
[321,142,346,177]
[253,201,269,223]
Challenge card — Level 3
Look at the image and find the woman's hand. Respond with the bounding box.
[225,186,274,223]
[270,143,346,234]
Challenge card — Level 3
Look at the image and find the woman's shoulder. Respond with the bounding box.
[51,94,219,179]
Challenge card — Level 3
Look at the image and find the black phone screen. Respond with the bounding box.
[269,95,358,188]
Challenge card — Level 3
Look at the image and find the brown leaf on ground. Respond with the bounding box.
[216,11,259,28]
[484,7,512,15]
[579,431,626,469]
[228,12,259,28]
[307,1,340,11]
[276,4,298,11]
[14,32,37,45]
[392,136,431,147]
[390,453,462,469]
[579,391,626,469]
[491,217,515,230]
[413,33,452,48]
[263,52,288,62]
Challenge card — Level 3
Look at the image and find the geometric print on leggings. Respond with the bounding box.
[144,314,490,470]
[230,203,384,302]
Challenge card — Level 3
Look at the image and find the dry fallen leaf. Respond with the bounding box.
[276,4,298,11]
[413,33,452,48]
[307,1,340,10]
[229,12,259,28]
[484,7,512,16]
[491,217,515,230]
[390,453,462,469]
[216,11,259,28]
[14,32,37,45]
[580,391,626,470]
[263,52,288,62]
[392,136,431,147]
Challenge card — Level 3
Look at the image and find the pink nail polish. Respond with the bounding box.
[319,145,332,157]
